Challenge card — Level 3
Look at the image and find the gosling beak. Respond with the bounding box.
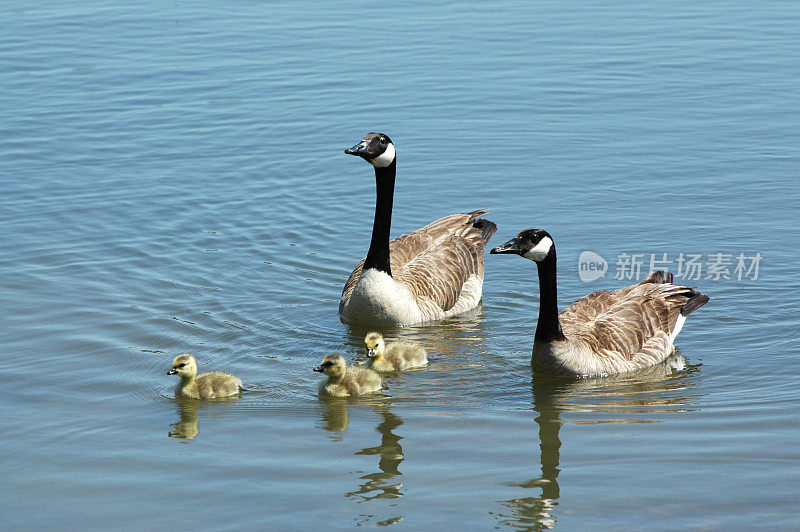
[313,365,324,373]
[345,141,371,158]
[491,236,522,255]
[167,368,177,375]
[366,348,375,358]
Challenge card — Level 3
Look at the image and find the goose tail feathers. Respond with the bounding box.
[464,209,498,242]
[472,218,497,242]
[640,270,674,285]
[680,291,709,317]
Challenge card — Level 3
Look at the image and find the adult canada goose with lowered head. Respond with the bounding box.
[340,132,497,325]
[491,228,709,376]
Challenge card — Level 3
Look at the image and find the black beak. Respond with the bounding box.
[345,141,371,158]
[313,365,324,373]
[491,236,522,255]
[167,368,177,375]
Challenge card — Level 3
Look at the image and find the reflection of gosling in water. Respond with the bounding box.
[167,354,242,399]
[314,353,382,397]
[364,332,428,372]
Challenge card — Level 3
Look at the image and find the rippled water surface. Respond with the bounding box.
[2,1,799,529]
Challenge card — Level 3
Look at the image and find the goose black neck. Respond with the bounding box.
[363,159,396,276]
[535,250,566,342]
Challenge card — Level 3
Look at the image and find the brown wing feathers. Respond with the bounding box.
[342,210,496,313]
[562,276,708,361]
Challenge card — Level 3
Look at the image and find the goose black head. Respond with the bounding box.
[345,132,395,168]
[491,228,555,262]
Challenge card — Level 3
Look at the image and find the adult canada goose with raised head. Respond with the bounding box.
[491,228,709,376]
[340,132,497,325]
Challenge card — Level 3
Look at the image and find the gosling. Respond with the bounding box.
[314,353,382,397]
[364,332,428,372]
[167,353,242,399]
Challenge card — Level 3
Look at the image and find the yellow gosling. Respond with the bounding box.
[314,353,382,397]
[364,332,428,372]
[167,353,242,399]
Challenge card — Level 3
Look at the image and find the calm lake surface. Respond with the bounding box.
[2,1,799,529]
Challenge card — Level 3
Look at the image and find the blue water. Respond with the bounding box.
[2,1,799,529]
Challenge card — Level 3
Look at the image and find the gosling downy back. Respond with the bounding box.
[491,228,709,376]
[314,353,382,397]
[340,132,497,325]
[364,332,428,372]
[167,353,243,399]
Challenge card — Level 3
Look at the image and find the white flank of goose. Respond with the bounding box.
[340,132,497,325]
[491,228,709,376]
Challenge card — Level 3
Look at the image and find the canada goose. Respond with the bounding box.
[340,132,497,325]
[314,353,382,397]
[167,354,243,399]
[491,229,709,376]
[364,332,428,371]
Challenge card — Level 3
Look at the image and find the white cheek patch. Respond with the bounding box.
[523,236,553,262]
[369,143,396,168]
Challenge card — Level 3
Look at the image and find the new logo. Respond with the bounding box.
[578,251,608,282]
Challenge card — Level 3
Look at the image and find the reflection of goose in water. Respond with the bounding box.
[543,353,698,421]
[316,399,406,522]
[346,405,405,503]
[169,398,200,440]
[316,396,349,435]
[493,354,697,529]
[167,395,242,441]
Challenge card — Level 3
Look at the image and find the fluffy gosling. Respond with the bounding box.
[314,353,382,397]
[364,332,428,372]
[167,353,242,399]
